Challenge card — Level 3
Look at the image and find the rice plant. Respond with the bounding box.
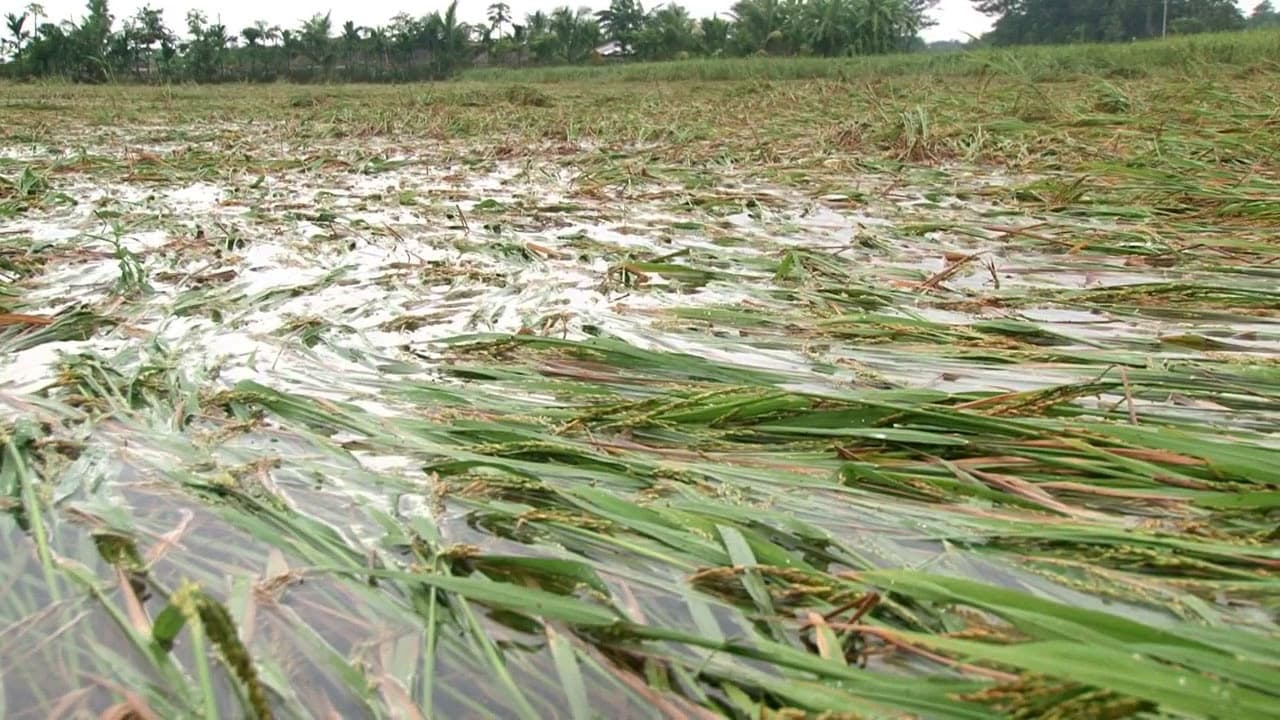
[1,32,1278,719]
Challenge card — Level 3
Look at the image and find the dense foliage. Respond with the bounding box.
[1248,0,1280,26]
[974,0,1268,44]
[2,0,938,83]
[1,0,1273,83]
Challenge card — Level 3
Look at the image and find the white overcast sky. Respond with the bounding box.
[16,0,1257,42]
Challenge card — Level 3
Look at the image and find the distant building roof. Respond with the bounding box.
[595,41,627,57]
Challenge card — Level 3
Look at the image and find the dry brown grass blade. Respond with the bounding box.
[827,624,1020,683]
[984,223,1057,243]
[1036,482,1188,506]
[918,251,984,291]
[970,469,1107,520]
[100,699,161,720]
[615,579,648,625]
[1106,448,1207,466]
[144,509,194,566]
[952,390,1025,411]
[0,313,54,327]
[950,456,1038,469]
[1014,440,1207,467]
[1120,368,1138,425]
[525,241,566,259]
[44,687,93,719]
[804,611,844,662]
[375,676,427,720]
[116,566,152,635]
[87,676,161,720]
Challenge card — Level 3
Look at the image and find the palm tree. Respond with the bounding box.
[658,5,697,48]
[699,15,732,56]
[25,3,43,33]
[79,0,113,80]
[252,21,280,78]
[241,24,262,78]
[853,0,915,54]
[635,4,698,60]
[185,11,231,82]
[386,13,416,76]
[279,28,297,75]
[108,17,140,78]
[597,0,644,54]
[210,22,234,77]
[299,12,335,79]
[730,0,793,55]
[548,6,600,64]
[366,26,389,76]
[258,20,280,47]
[525,10,550,37]
[341,20,361,74]
[476,24,495,57]
[907,0,939,29]
[488,2,511,38]
[802,0,852,56]
[134,8,170,53]
[4,12,28,57]
[433,1,470,77]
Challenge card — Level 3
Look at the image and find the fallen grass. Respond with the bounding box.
[1,36,1279,719]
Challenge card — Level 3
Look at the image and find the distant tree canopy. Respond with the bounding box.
[2,0,942,83]
[2,0,1271,83]
[973,0,1249,45]
[1250,1,1280,27]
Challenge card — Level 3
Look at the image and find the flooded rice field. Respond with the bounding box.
[2,82,1278,718]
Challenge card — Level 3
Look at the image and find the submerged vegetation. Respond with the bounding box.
[2,24,1280,720]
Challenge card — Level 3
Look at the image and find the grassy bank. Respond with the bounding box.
[462,27,1280,83]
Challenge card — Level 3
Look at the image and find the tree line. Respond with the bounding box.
[975,1,1278,45]
[2,0,1277,83]
[2,0,939,83]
